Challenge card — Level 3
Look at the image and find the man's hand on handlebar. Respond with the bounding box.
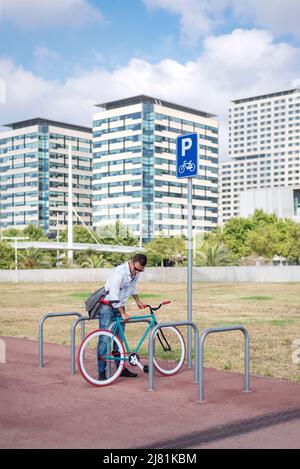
[118,306,130,322]
[121,312,131,322]
[133,294,148,310]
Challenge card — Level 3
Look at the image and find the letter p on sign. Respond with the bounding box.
[182,137,193,157]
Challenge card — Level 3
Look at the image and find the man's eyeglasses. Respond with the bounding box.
[133,263,144,273]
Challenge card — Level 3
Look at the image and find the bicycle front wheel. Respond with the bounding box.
[153,326,185,376]
[78,329,125,387]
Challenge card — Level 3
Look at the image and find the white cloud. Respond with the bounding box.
[143,0,300,43]
[91,50,105,64]
[231,0,300,39]
[144,0,218,44]
[1,29,300,159]
[0,78,5,103]
[1,0,104,28]
[33,46,61,60]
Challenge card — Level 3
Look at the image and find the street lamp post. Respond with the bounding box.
[68,144,73,264]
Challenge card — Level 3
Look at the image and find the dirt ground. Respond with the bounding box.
[0,282,300,382]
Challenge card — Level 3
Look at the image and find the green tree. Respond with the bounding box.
[0,241,15,269]
[196,241,234,266]
[222,210,283,261]
[222,216,254,258]
[244,223,280,260]
[60,222,139,267]
[18,248,52,269]
[251,209,278,226]
[23,224,47,241]
[2,228,23,238]
[97,221,138,246]
[282,221,300,264]
[77,252,111,268]
[145,237,186,267]
[97,221,139,266]
[204,227,223,244]
[59,225,100,244]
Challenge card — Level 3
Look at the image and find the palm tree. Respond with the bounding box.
[18,248,52,269]
[196,241,234,266]
[0,241,15,269]
[79,254,111,268]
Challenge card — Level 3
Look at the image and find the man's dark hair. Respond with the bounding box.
[133,253,147,266]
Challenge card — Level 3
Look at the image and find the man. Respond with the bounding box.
[97,253,147,380]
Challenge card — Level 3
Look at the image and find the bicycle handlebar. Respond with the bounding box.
[142,300,171,312]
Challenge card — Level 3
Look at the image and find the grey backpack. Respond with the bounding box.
[85,286,107,319]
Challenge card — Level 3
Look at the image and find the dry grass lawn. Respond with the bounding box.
[0,282,300,382]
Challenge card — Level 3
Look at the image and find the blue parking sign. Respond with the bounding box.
[176,133,198,178]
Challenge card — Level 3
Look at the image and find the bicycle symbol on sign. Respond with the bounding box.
[178,160,196,174]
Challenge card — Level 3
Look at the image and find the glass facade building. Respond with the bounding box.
[93,96,219,242]
[0,118,92,234]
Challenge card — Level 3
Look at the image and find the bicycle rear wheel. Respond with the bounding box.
[153,326,185,376]
[78,329,125,387]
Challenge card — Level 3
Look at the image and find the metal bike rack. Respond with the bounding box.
[148,321,200,393]
[199,325,251,402]
[70,316,96,375]
[71,315,152,375]
[38,312,84,369]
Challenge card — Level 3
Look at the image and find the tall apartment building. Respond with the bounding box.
[0,118,92,234]
[92,95,219,242]
[220,88,300,224]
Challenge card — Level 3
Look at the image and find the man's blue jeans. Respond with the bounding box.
[97,303,125,375]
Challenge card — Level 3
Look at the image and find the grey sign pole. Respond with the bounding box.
[187,178,193,368]
[176,133,198,369]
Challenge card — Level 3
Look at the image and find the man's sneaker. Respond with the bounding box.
[143,365,149,374]
[120,368,138,378]
[98,372,106,381]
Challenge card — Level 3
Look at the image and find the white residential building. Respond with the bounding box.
[220,88,300,224]
[92,96,219,242]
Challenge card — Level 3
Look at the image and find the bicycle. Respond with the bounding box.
[77,299,186,387]
[178,160,196,174]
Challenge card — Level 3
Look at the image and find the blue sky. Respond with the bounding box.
[1,0,300,157]
[3,0,298,80]
[1,0,187,79]
[0,0,220,78]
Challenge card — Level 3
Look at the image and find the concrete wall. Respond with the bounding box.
[1,266,300,283]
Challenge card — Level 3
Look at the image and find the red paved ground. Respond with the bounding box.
[1,336,300,449]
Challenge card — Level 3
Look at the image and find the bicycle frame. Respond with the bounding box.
[110,313,157,357]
